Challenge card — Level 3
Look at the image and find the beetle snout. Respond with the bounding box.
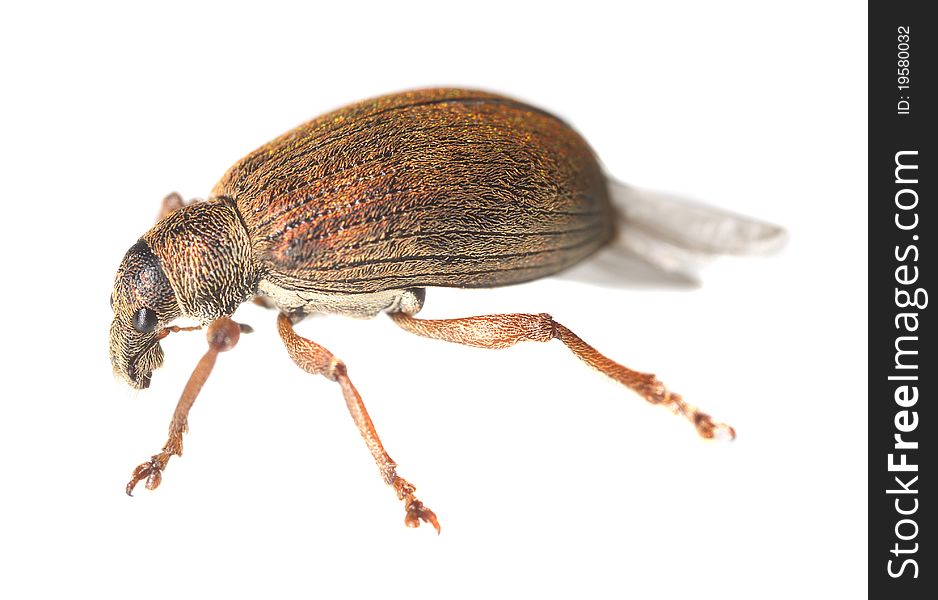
[109,318,164,389]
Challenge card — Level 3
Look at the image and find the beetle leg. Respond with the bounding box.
[157,192,186,220]
[252,295,278,309]
[277,313,440,534]
[156,192,202,221]
[126,318,248,495]
[389,312,735,441]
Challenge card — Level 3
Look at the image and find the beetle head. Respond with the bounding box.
[110,199,258,389]
[109,239,181,388]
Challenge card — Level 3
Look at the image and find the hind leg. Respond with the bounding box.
[389,311,735,440]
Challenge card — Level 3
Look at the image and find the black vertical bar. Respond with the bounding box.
[869,2,933,596]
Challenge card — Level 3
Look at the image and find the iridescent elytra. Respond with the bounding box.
[110,88,781,533]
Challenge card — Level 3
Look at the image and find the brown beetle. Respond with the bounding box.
[110,88,783,533]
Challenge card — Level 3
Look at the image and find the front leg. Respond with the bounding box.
[126,318,248,495]
[277,313,440,533]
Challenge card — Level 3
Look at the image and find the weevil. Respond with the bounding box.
[111,88,783,533]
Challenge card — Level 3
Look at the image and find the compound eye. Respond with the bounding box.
[132,307,159,333]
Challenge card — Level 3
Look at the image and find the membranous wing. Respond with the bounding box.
[561,178,787,287]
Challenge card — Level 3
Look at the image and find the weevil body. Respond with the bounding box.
[112,88,781,531]
[110,89,613,388]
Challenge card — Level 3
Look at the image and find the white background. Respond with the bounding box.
[1,2,867,598]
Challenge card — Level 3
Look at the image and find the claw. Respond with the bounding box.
[712,422,737,441]
[391,477,440,533]
[693,411,736,441]
[664,392,736,441]
[404,499,441,534]
[125,455,167,496]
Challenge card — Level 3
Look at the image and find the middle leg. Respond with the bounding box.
[277,313,440,533]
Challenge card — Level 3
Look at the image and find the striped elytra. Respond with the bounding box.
[212,88,615,294]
